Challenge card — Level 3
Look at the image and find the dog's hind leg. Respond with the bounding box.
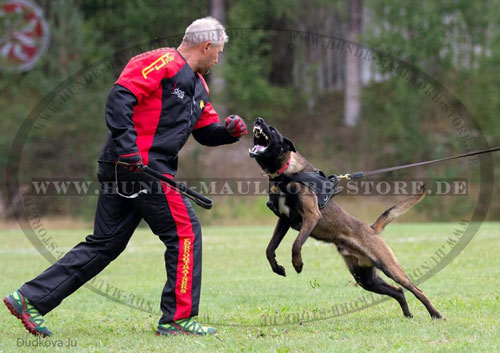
[344,257,413,318]
[364,237,442,319]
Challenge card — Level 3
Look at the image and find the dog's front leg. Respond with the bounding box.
[266,217,290,277]
[292,187,322,273]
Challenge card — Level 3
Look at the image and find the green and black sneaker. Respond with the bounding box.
[3,290,53,337]
[156,317,216,336]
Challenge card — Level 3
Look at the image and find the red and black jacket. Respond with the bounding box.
[99,47,238,175]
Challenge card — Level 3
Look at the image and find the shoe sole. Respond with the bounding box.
[156,330,181,336]
[3,296,50,338]
[156,325,186,336]
[156,325,216,336]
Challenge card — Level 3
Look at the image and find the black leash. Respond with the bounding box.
[141,166,213,209]
[112,161,213,209]
[337,146,500,180]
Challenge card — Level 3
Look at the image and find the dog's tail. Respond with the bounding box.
[371,185,426,234]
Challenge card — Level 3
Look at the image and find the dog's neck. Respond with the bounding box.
[268,152,315,178]
[287,152,303,174]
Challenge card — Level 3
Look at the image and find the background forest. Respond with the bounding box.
[1,0,500,224]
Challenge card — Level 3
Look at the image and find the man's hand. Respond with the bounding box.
[225,115,247,138]
[117,153,143,172]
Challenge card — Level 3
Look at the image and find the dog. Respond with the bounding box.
[249,117,442,319]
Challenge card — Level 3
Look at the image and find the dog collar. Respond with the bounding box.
[267,157,291,178]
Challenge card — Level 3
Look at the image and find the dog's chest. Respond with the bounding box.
[278,194,290,217]
[268,191,302,229]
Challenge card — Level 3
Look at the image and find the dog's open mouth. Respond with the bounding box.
[249,125,269,157]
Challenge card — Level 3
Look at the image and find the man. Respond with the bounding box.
[3,17,247,337]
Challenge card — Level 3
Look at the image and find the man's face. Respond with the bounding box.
[199,42,224,75]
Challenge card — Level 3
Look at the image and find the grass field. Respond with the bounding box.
[0,222,499,352]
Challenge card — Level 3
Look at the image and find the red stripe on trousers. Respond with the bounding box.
[161,177,195,321]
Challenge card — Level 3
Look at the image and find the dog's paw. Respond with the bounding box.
[273,264,287,277]
[292,260,303,274]
[432,312,443,320]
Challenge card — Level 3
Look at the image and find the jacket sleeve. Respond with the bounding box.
[192,123,239,146]
[192,101,239,146]
[105,84,139,157]
[193,101,221,129]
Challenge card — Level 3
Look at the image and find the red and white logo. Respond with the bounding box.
[0,0,50,72]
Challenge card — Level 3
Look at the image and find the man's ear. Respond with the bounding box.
[283,137,296,152]
[203,41,212,53]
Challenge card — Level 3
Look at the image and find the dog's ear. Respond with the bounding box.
[283,137,296,152]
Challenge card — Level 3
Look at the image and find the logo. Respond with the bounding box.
[200,100,205,109]
[172,87,185,100]
[141,52,174,79]
[0,0,50,72]
[180,238,192,294]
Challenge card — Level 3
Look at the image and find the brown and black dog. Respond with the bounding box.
[249,117,442,319]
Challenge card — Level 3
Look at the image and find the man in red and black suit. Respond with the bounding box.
[4,17,247,337]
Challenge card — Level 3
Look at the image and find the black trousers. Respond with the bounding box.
[20,163,202,324]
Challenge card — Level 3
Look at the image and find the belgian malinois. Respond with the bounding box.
[249,117,442,319]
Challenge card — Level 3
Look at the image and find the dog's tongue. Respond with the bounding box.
[250,145,266,154]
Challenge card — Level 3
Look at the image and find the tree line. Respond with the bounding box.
[1,0,499,221]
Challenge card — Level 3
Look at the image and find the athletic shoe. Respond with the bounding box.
[156,317,216,336]
[3,290,53,337]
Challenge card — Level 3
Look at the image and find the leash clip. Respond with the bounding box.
[337,174,351,181]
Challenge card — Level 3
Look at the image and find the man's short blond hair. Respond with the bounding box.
[181,16,229,46]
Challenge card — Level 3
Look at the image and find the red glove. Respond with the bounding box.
[225,115,247,138]
[117,153,143,172]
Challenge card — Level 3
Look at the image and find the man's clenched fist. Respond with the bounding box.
[117,153,143,172]
[224,115,247,138]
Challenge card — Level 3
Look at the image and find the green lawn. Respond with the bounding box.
[1,222,499,352]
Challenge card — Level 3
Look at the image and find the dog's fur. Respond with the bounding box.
[249,118,442,319]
